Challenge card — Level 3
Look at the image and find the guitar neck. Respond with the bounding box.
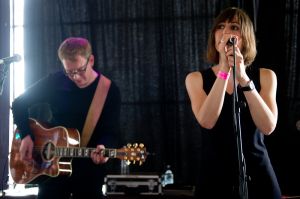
[43,143,147,164]
[55,147,119,158]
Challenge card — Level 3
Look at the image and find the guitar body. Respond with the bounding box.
[10,118,80,184]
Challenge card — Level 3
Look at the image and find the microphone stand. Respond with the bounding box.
[0,54,22,95]
[231,39,248,199]
[0,63,9,95]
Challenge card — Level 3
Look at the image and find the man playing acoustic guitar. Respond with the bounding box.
[11,37,121,199]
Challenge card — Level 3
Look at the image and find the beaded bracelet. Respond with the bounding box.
[217,71,230,80]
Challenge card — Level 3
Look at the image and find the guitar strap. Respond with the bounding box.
[80,74,111,147]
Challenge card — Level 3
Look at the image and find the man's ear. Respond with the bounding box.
[89,54,95,66]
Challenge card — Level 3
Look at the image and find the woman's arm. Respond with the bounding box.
[242,68,278,135]
[185,69,229,129]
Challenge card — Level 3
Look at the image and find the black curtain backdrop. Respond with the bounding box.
[0,0,287,195]
[278,0,300,194]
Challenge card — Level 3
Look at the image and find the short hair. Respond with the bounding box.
[58,37,92,61]
[206,7,257,66]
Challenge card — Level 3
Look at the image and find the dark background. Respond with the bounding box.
[1,0,300,196]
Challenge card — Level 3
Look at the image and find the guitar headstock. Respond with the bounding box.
[116,143,147,166]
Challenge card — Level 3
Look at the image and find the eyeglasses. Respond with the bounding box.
[64,56,90,78]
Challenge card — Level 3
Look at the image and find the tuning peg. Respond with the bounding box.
[139,161,143,166]
[126,160,131,165]
[126,143,132,148]
[133,143,138,148]
[139,143,144,148]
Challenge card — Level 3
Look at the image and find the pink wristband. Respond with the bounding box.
[217,71,229,80]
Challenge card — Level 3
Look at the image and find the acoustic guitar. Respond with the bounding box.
[10,118,147,184]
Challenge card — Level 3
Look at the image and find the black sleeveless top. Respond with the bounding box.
[195,66,281,199]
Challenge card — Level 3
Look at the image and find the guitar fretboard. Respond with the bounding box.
[55,147,121,158]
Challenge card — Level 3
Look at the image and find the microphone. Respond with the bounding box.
[0,54,22,65]
[226,36,236,46]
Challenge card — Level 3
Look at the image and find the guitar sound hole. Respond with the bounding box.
[42,142,55,161]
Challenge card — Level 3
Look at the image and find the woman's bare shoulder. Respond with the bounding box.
[186,71,202,81]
